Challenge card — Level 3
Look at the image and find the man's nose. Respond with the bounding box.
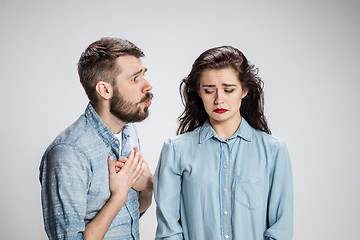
[142,78,152,93]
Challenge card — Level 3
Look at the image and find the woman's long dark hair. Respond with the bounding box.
[177,46,271,135]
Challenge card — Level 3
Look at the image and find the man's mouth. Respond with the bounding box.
[144,99,152,106]
[140,92,153,107]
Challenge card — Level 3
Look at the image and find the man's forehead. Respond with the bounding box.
[115,55,145,75]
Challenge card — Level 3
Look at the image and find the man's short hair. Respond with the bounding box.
[78,37,144,104]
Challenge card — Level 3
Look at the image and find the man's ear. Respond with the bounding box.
[95,81,113,100]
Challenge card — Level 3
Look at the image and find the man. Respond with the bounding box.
[39,37,153,239]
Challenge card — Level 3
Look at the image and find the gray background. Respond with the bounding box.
[1,0,359,239]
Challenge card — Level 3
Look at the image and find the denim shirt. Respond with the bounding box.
[39,103,140,240]
[154,119,293,240]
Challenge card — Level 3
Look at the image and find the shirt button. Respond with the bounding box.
[224,164,228,169]
[224,188,227,192]
[224,211,228,215]
[225,234,229,238]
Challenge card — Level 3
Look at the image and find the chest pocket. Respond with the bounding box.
[235,175,264,210]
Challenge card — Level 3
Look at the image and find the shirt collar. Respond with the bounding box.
[85,102,129,146]
[199,118,254,143]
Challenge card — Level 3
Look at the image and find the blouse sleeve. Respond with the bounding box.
[264,140,294,240]
[154,140,184,240]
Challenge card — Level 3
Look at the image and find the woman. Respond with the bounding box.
[154,46,293,240]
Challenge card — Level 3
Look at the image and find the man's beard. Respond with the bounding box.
[110,89,153,123]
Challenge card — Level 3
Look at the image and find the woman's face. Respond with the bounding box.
[198,67,248,126]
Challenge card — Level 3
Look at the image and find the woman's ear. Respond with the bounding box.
[95,81,113,100]
[241,88,249,99]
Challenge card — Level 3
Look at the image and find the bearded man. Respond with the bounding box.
[39,37,153,240]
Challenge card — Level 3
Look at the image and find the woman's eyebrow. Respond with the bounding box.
[223,83,237,87]
[202,83,237,87]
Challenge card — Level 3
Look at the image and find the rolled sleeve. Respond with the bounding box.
[40,144,91,240]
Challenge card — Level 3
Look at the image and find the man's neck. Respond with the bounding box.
[93,104,127,134]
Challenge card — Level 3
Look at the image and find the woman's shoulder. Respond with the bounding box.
[252,129,287,151]
[165,127,201,146]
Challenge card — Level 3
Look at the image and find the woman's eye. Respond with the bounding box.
[132,76,138,81]
[225,89,235,93]
[204,89,214,94]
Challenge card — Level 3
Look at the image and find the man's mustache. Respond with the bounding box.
[140,92,153,103]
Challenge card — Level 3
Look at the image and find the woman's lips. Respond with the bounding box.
[213,108,228,113]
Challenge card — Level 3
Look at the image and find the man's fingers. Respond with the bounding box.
[137,158,144,172]
[133,151,140,165]
[132,157,144,183]
[118,157,127,163]
[127,149,135,160]
[118,150,144,185]
[115,161,125,168]
[121,150,134,170]
[108,156,116,175]
[133,146,145,160]
[122,149,139,172]
[133,168,144,184]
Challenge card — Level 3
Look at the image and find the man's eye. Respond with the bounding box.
[132,76,138,81]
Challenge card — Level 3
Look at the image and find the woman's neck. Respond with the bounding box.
[209,113,242,141]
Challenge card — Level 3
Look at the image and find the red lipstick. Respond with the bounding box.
[213,108,228,113]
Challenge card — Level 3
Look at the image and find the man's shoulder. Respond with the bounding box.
[55,115,89,142]
[45,114,100,155]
